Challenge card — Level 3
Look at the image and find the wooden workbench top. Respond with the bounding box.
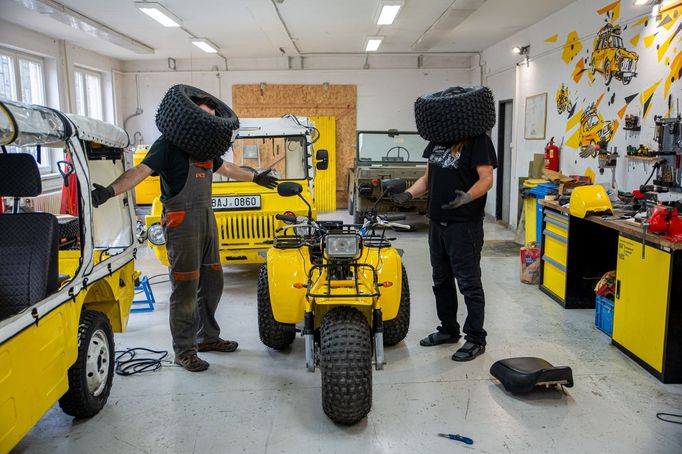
[539,199,682,251]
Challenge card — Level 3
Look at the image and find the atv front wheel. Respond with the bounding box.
[383,264,411,346]
[257,265,296,350]
[59,310,114,418]
[320,307,372,425]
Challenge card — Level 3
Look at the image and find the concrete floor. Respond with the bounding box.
[14,212,682,454]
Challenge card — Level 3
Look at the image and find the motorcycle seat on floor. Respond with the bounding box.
[490,357,573,393]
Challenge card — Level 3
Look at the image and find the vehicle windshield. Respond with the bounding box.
[357,131,428,163]
[215,135,307,181]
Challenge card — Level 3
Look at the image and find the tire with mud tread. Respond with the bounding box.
[383,264,410,346]
[59,310,114,418]
[320,307,372,425]
[257,265,296,350]
[414,86,495,144]
[155,84,239,161]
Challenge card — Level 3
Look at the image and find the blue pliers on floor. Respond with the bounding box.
[438,433,474,445]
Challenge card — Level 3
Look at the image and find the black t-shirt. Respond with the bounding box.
[141,136,223,201]
[423,134,498,222]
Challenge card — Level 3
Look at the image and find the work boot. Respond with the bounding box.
[174,354,210,372]
[198,338,239,352]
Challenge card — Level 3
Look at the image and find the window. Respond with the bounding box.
[74,67,103,120]
[0,47,60,175]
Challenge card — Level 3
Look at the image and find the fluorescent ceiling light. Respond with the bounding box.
[377,2,403,25]
[135,2,182,27]
[191,38,219,53]
[365,36,383,52]
[633,0,658,5]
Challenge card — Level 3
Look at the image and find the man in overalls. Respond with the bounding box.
[91,98,277,371]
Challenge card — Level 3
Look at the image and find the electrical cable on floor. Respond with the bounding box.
[656,413,682,425]
[114,347,169,376]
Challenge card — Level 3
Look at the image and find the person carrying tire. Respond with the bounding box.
[90,85,278,372]
[393,86,497,362]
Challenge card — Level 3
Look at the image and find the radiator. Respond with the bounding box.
[25,191,62,214]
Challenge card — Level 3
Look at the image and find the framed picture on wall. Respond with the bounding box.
[524,93,547,140]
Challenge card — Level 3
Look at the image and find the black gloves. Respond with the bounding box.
[253,169,278,189]
[441,190,472,210]
[91,183,115,208]
[392,192,413,205]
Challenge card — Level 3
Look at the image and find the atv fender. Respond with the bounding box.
[266,247,311,324]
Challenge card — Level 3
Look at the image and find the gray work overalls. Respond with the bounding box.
[162,158,223,356]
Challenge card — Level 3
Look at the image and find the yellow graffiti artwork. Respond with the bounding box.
[597,0,621,24]
[563,31,583,64]
[665,50,682,98]
[545,34,559,43]
[631,34,640,47]
[566,109,584,133]
[640,79,663,119]
[644,34,657,48]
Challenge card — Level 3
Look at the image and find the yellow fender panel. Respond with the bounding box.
[266,246,311,325]
[569,185,613,218]
[359,246,403,321]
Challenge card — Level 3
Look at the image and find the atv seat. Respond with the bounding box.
[490,357,574,393]
[0,152,59,321]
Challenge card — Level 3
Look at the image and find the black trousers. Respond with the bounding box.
[428,219,487,346]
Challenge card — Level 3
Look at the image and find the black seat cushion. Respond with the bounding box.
[0,153,42,197]
[0,213,59,320]
[490,357,574,393]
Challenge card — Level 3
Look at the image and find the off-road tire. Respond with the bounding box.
[604,60,613,86]
[155,84,239,161]
[59,310,114,418]
[320,307,372,425]
[383,264,410,346]
[257,265,296,350]
[414,86,495,144]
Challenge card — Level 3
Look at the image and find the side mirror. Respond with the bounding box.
[316,149,329,170]
[277,181,303,197]
[381,179,407,194]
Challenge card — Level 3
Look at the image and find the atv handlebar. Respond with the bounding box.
[382,214,406,221]
[275,214,298,223]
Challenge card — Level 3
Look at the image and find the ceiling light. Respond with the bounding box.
[633,0,660,5]
[135,2,182,27]
[377,1,403,25]
[365,36,383,52]
[191,38,219,53]
[513,45,530,55]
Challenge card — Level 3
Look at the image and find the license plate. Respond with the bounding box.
[212,195,261,211]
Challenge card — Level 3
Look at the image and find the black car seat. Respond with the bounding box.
[0,152,59,321]
[490,357,574,393]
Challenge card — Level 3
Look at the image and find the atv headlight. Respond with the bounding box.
[147,222,166,246]
[325,234,360,258]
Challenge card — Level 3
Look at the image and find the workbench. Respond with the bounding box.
[539,199,681,383]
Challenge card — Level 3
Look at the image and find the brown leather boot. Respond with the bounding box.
[198,338,239,352]
[174,354,210,372]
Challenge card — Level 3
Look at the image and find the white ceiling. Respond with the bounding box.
[0,0,576,61]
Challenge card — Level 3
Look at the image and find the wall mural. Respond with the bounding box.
[549,0,682,156]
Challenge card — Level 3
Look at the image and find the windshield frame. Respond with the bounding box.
[356,130,429,165]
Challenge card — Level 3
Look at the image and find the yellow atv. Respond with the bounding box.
[258,180,410,425]
[0,99,137,452]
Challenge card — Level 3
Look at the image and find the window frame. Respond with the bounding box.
[73,66,104,121]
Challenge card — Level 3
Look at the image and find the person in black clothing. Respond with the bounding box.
[393,133,497,361]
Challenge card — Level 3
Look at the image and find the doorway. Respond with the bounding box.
[496,100,513,223]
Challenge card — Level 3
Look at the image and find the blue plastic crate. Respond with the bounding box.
[595,295,614,337]
[530,183,559,245]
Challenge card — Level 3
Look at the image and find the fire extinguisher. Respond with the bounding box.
[544,137,560,171]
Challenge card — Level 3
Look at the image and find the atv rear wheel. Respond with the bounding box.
[320,307,372,425]
[59,310,114,418]
[383,264,411,346]
[257,265,296,350]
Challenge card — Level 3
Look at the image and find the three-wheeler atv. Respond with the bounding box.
[257,179,411,425]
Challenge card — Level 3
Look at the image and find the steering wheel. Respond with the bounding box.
[385,146,410,161]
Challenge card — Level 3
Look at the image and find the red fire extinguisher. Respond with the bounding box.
[545,137,560,171]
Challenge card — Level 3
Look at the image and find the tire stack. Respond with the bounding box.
[155,85,239,161]
[414,86,496,144]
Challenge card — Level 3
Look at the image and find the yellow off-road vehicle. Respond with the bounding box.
[145,116,327,266]
[580,103,614,148]
[258,180,410,425]
[590,24,638,86]
[0,99,137,452]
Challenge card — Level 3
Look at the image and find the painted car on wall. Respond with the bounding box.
[556,83,575,116]
[590,24,638,86]
[580,103,614,147]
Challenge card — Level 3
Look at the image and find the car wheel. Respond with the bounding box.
[604,60,613,85]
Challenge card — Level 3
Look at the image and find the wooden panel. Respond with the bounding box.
[232,84,356,208]
[310,116,337,212]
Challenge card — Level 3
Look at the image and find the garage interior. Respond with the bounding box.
[1,0,682,453]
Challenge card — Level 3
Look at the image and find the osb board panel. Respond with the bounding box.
[232,137,305,179]
[232,84,356,208]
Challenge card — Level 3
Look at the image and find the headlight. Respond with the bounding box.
[147,222,166,246]
[325,234,360,258]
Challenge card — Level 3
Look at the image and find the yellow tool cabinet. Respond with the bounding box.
[612,235,681,382]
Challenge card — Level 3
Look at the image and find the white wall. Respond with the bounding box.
[482,0,682,226]
[117,60,479,147]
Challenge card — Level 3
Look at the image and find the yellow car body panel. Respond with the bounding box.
[132,145,161,205]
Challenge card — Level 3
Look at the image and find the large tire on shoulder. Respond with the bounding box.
[320,307,372,425]
[155,84,239,161]
[383,264,410,346]
[59,310,114,418]
[414,86,495,144]
[257,265,296,350]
